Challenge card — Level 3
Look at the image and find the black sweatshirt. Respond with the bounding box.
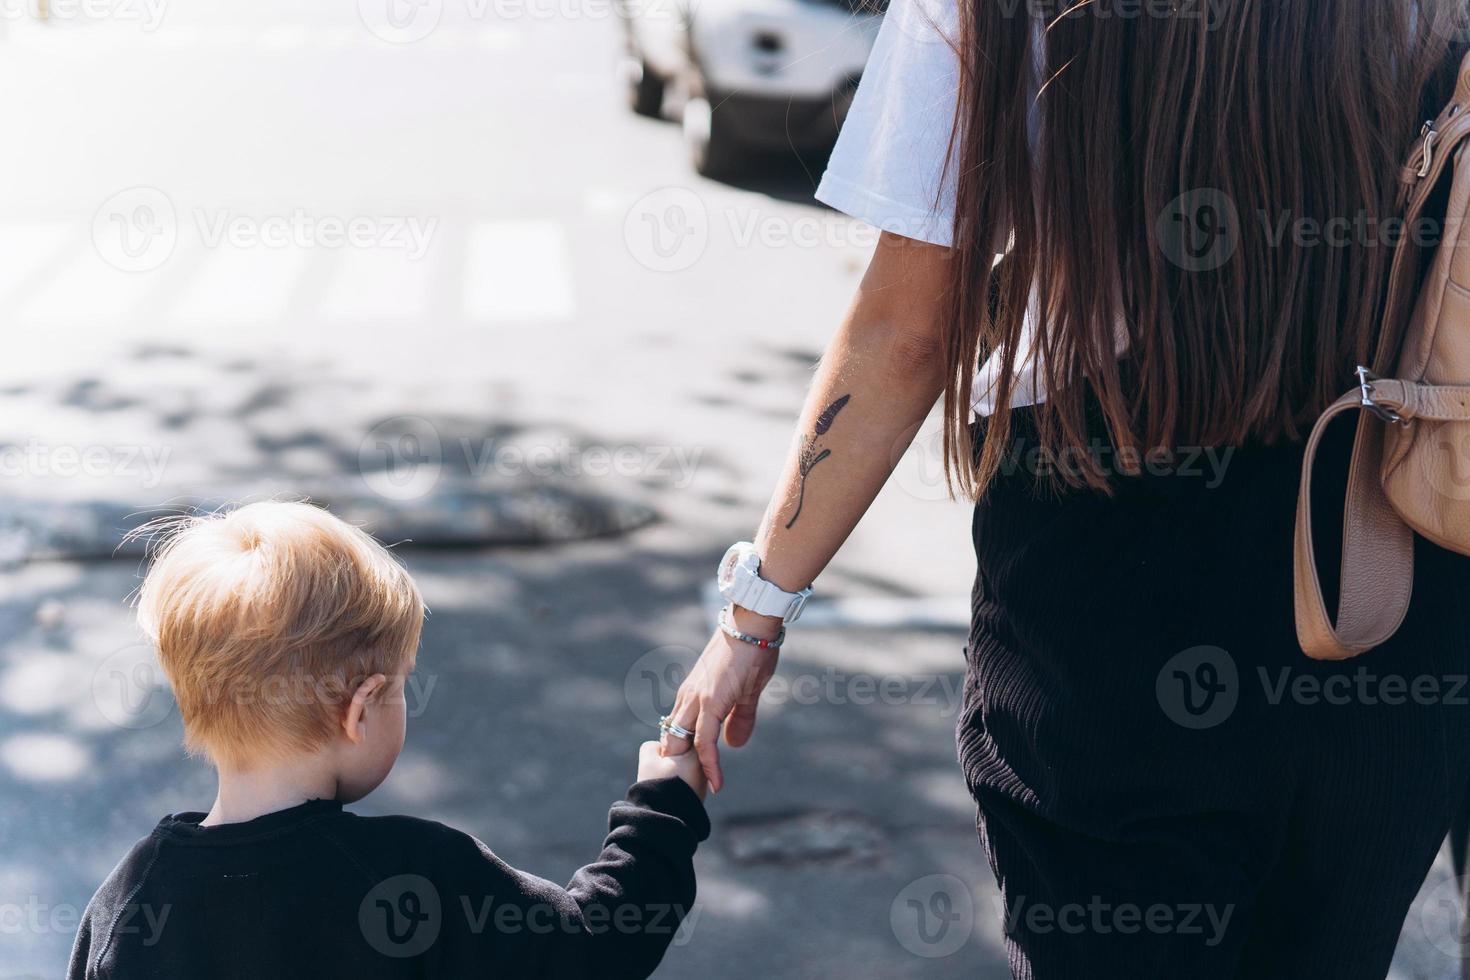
[67,777,708,980]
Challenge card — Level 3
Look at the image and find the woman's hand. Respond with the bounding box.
[659,236,948,792]
[659,612,781,794]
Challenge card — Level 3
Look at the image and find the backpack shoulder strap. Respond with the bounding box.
[1295,49,1470,660]
[1294,391,1415,658]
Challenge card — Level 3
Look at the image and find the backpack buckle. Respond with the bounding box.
[1418,120,1439,179]
[1357,366,1405,424]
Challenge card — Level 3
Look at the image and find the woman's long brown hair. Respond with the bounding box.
[942,0,1469,496]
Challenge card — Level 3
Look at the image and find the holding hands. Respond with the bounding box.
[656,542,812,793]
[637,740,709,800]
[656,605,784,794]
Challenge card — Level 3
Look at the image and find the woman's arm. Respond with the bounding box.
[662,232,953,791]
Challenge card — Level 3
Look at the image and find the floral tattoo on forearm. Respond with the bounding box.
[785,394,850,529]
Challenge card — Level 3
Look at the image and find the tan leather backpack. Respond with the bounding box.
[1295,50,1470,660]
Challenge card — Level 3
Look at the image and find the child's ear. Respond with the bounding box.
[342,674,388,744]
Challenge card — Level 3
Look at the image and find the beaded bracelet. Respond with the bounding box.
[718,605,785,651]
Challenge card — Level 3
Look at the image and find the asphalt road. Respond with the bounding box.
[0,3,1462,978]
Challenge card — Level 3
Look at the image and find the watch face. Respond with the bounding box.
[717,545,743,591]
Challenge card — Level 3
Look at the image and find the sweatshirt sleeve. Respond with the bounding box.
[66,908,92,980]
[509,776,709,980]
[356,778,709,979]
[66,835,161,980]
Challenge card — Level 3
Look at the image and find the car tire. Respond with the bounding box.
[627,59,666,118]
[684,93,743,179]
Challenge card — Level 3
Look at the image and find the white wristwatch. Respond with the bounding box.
[717,542,813,623]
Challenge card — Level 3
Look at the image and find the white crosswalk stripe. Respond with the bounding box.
[319,244,438,321]
[17,240,158,324]
[0,223,75,306]
[6,218,584,327]
[463,219,577,322]
[172,244,315,324]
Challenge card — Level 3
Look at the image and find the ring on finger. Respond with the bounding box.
[658,715,694,740]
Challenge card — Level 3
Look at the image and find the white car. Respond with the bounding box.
[619,0,885,177]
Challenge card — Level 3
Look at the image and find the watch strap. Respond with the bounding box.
[742,577,793,620]
[718,542,812,622]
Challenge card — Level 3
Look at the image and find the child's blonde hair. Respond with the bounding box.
[137,501,423,769]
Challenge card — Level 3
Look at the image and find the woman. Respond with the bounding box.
[661,0,1470,975]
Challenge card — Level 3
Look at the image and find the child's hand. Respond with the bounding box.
[638,741,708,801]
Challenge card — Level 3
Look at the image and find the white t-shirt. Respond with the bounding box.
[814,0,1044,417]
